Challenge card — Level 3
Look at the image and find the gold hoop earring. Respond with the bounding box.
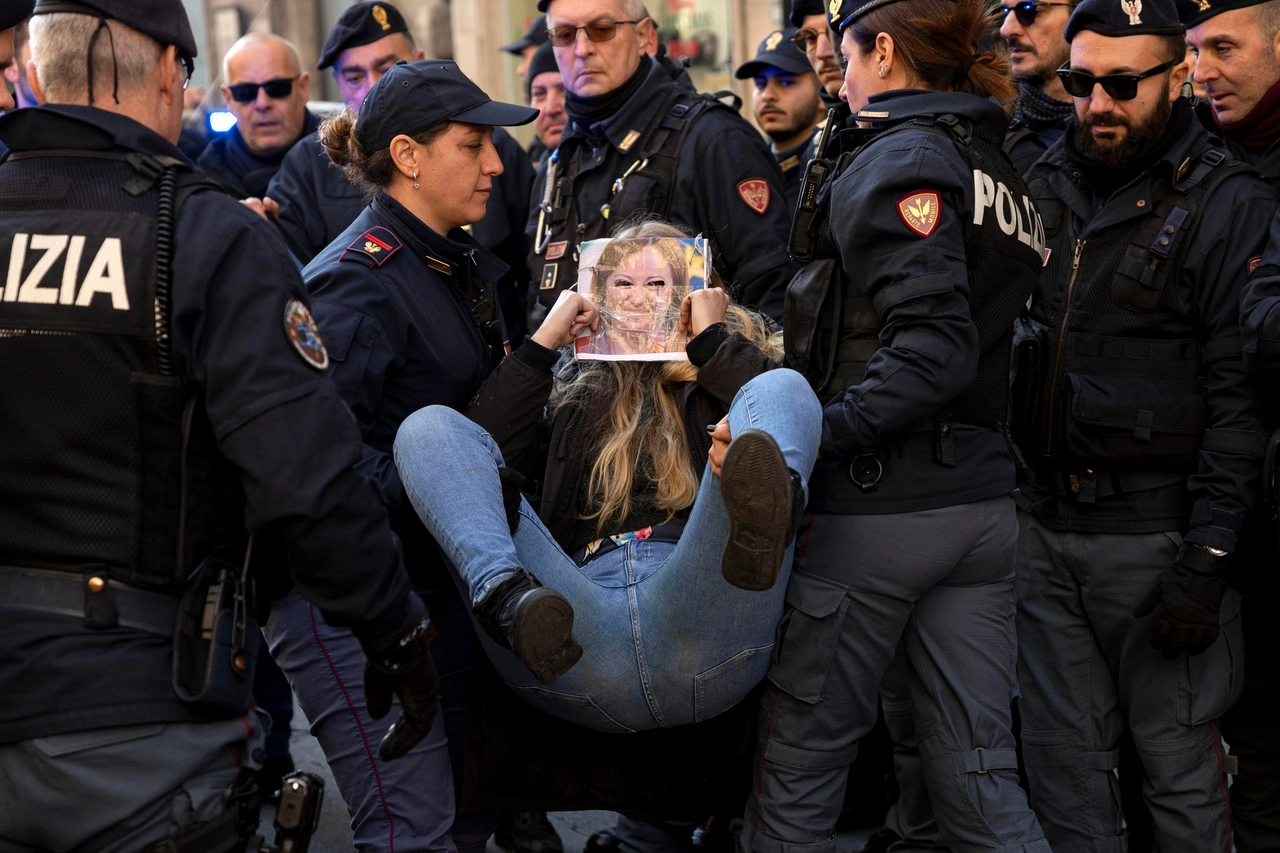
[412,171,419,190]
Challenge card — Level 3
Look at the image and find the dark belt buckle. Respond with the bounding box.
[849,449,883,493]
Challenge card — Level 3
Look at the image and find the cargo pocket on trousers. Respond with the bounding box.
[695,644,773,722]
[509,685,635,733]
[1177,587,1245,726]
[766,569,850,704]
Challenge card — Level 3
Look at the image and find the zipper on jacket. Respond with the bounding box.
[1045,238,1086,457]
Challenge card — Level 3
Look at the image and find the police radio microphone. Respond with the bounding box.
[789,108,839,265]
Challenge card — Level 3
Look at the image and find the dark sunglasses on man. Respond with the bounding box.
[789,27,828,56]
[226,76,300,103]
[547,18,646,48]
[999,0,1073,27]
[1056,60,1176,100]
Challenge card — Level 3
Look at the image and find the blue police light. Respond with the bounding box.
[208,110,237,133]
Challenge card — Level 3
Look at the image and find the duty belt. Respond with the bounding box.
[1030,466,1187,503]
[0,564,178,635]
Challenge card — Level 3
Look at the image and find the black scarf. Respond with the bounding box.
[224,109,318,197]
[1012,79,1074,130]
[565,58,652,129]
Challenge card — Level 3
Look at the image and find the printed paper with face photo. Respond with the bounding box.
[574,237,709,361]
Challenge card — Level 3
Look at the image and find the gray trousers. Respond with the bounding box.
[0,716,262,853]
[743,496,1049,853]
[1014,512,1243,853]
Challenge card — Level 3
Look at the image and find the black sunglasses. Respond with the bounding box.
[1056,60,1176,100]
[999,0,1074,27]
[226,76,298,103]
[547,19,645,48]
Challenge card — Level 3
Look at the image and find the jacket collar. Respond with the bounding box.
[854,89,1011,139]
[371,192,508,284]
[0,104,189,163]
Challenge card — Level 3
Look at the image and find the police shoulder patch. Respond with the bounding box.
[340,226,402,268]
[284,299,329,370]
[897,190,941,238]
[737,179,770,214]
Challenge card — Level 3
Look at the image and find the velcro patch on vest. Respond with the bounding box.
[340,226,402,267]
[284,299,329,370]
[737,179,770,214]
[897,191,941,238]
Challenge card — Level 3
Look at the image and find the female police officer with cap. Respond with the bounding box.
[738,1,1053,850]
[259,60,579,853]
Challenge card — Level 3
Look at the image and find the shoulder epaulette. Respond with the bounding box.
[340,225,402,267]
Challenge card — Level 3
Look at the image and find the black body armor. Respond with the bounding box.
[0,150,243,589]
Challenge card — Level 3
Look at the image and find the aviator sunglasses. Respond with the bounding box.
[548,19,646,47]
[999,0,1074,27]
[1056,60,1176,100]
[226,76,299,103]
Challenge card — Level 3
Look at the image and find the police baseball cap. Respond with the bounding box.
[501,16,548,55]
[356,60,538,153]
[735,28,816,79]
[1,0,34,31]
[789,0,826,26]
[319,2,409,70]
[1065,0,1184,40]
[31,0,197,57]
[1176,0,1268,28]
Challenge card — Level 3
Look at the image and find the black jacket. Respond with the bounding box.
[1019,106,1274,551]
[527,59,798,321]
[302,192,506,599]
[196,110,319,199]
[0,106,420,742]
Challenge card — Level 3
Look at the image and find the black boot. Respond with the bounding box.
[474,570,583,684]
[719,429,804,591]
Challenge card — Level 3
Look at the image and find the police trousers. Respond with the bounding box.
[1014,512,1243,853]
[743,496,1049,853]
[0,716,262,853]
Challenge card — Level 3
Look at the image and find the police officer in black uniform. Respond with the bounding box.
[735,28,824,212]
[1011,0,1275,849]
[741,1,1052,850]
[262,2,537,345]
[529,0,796,323]
[0,1,438,849]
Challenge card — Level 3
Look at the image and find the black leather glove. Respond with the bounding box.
[1133,545,1229,659]
[363,617,439,761]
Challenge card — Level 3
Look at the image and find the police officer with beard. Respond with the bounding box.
[1012,0,1275,849]
[737,0,1052,850]
[0,1,438,849]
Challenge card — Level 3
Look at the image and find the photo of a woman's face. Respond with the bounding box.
[604,248,675,321]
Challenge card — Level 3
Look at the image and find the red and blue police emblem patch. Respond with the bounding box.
[340,225,402,268]
[284,299,329,370]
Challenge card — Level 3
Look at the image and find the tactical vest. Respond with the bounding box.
[0,150,243,590]
[786,115,1045,454]
[530,91,729,310]
[1014,145,1256,490]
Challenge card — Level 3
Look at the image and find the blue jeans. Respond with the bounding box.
[394,369,822,732]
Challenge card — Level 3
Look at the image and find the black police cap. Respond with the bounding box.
[1177,0,1268,29]
[790,0,827,27]
[735,28,817,79]
[31,0,197,57]
[1065,0,1184,40]
[501,16,548,55]
[829,0,913,32]
[1,0,34,31]
[319,2,409,70]
[356,60,538,153]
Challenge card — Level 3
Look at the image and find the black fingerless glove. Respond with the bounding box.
[1133,545,1229,659]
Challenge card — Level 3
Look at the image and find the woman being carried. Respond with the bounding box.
[394,222,821,732]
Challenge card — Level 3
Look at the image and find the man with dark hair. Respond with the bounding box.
[1013,0,1275,849]
[530,0,796,324]
[788,0,844,101]
[735,28,823,211]
[1000,0,1076,173]
[502,16,550,83]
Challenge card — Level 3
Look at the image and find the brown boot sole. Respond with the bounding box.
[510,587,583,685]
[720,429,793,591]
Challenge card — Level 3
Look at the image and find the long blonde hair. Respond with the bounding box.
[554,221,783,533]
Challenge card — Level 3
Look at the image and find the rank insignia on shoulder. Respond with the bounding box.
[737,179,770,215]
[897,191,941,238]
[284,299,329,370]
[340,226,402,267]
